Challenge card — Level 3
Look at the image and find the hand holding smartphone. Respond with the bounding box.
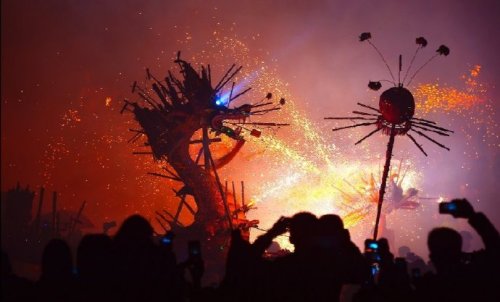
[439,199,474,218]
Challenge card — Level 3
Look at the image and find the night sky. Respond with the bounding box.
[2,0,499,256]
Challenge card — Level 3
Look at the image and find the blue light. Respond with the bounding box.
[447,203,457,211]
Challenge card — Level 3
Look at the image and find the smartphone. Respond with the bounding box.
[188,240,202,258]
[364,239,381,263]
[439,201,457,214]
[365,239,379,253]
[160,232,174,246]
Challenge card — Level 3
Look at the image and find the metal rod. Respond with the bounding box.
[353,110,380,117]
[398,54,402,85]
[202,127,211,171]
[250,107,281,115]
[373,124,396,240]
[35,187,45,234]
[325,117,378,121]
[52,192,57,237]
[367,39,396,83]
[357,103,380,113]
[411,129,450,151]
[229,87,252,102]
[228,122,289,127]
[232,181,238,209]
[195,147,204,165]
[69,201,86,239]
[412,121,453,133]
[155,210,172,225]
[162,166,181,179]
[225,180,228,201]
[407,53,439,87]
[190,138,222,144]
[407,133,428,156]
[332,122,377,132]
[214,64,236,91]
[173,199,183,226]
[355,128,382,145]
[207,148,233,230]
[155,217,169,233]
[412,124,450,136]
[217,66,243,92]
[227,82,236,107]
[147,172,181,181]
[411,117,436,124]
[241,181,245,207]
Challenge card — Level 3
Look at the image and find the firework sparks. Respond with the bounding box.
[29,27,491,248]
[414,65,486,113]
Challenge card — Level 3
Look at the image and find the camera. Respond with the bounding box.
[439,201,457,214]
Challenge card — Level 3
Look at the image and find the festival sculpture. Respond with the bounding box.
[326,33,453,239]
[122,52,287,277]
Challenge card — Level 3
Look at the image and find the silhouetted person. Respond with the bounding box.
[264,212,320,301]
[460,230,474,252]
[249,212,367,301]
[2,249,34,301]
[354,238,414,302]
[75,234,114,301]
[112,215,182,302]
[315,214,369,302]
[36,238,76,301]
[398,245,428,275]
[415,199,500,302]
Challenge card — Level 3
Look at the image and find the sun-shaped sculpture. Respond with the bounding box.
[325,33,453,239]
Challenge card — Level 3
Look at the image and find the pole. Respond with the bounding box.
[69,201,86,239]
[207,149,233,230]
[373,124,396,240]
[202,127,211,171]
[35,187,45,234]
[241,181,245,207]
[52,192,57,237]
[232,181,238,209]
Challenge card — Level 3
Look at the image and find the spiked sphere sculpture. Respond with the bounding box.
[325,33,453,239]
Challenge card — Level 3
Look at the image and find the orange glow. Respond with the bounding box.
[414,65,486,113]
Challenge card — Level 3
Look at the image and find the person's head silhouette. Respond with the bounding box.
[114,215,153,245]
[428,227,462,273]
[77,234,113,281]
[289,212,317,252]
[41,239,73,281]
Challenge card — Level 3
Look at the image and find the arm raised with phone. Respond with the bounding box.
[439,198,499,252]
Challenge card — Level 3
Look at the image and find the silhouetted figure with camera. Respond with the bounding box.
[242,212,368,301]
[353,238,415,302]
[415,199,500,302]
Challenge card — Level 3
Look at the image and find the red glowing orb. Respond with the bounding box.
[379,87,415,124]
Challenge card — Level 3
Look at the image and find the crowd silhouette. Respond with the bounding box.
[2,199,499,301]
